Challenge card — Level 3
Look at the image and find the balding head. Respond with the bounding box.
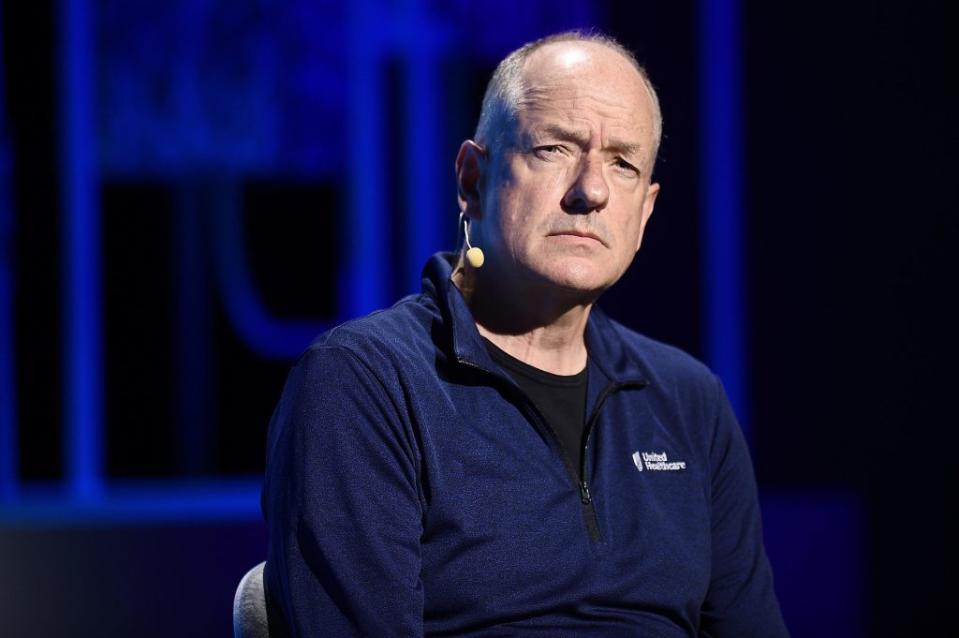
[474,31,663,173]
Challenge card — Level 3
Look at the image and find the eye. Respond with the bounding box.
[533,145,567,159]
[613,157,640,176]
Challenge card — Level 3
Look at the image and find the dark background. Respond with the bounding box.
[1,0,955,635]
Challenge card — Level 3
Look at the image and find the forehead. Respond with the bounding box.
[512,42,656,148]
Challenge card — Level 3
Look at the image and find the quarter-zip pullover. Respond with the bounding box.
[262,252,789,637]
[484,337,589,483]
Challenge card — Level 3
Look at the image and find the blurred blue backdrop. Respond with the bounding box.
[1,0,954,636]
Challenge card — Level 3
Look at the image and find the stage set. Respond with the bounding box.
[1,0,954,635]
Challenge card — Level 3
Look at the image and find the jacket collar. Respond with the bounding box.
[421,252,648,385]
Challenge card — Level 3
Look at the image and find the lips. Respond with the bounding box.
[549,229,606,246]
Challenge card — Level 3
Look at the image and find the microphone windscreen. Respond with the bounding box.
[466,247,485,268]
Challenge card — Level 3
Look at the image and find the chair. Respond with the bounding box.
[233,562,269,638]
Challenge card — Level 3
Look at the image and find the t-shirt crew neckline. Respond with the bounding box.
[481,338,587,386]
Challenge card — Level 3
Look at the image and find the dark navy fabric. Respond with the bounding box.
[484,337,589,482]
[262,252,789,637]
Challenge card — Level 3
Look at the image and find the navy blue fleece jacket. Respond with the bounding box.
[262,253,788,637]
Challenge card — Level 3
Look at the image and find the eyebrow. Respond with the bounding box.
[530,124,645,160]
[605,138,645,160]
[533,124,590,147]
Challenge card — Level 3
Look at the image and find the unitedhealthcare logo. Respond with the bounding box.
[632,450,687,472]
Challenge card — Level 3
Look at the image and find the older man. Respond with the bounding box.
[262,31,788,637]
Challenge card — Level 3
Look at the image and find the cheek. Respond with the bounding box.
[609,210,647,259]
[632,218,650,252]
[513,158,569,200]
[634,214,649,240]
[542,166,571,190]
[497,184,553,237]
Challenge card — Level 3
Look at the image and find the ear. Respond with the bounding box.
[455,140,487,218]
[634,181,661,252]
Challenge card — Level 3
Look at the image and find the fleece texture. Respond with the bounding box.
[262,253,789,637]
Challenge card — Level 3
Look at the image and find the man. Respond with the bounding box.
[262,31,788,637]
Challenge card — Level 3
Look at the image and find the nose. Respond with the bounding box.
[562,154,609,213]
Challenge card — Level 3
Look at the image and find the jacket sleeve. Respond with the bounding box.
[261,345,424,637]
[699,374,789,637]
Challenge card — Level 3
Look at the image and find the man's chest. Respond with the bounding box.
[411,382,712,632]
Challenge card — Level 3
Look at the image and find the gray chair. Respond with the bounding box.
[233,562,269,638]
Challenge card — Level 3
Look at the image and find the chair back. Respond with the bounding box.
[233,562,269,638]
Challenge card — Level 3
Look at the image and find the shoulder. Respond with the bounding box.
[601,313,718,390]
[294,294,441,385]
[268,296,440,447]
[306,293,441,365]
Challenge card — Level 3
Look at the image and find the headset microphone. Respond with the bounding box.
[459,212,485,268]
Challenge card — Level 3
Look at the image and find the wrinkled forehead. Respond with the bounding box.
[508,44,658,153]
[515,83,652,129]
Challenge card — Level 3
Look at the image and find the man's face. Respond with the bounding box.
[468,42,660,301]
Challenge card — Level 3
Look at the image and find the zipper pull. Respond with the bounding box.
[580,482,592,504]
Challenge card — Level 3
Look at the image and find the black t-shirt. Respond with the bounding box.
[483,338,588,481]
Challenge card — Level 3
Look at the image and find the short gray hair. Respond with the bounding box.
[474,30,663,171]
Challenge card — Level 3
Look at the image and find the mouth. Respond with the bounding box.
[549,229,606,246]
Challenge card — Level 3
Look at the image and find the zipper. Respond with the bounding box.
[576,380,647,541]
[458,355,647,544]
[579,380,648,485]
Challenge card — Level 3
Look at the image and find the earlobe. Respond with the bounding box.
[456,140,487,218]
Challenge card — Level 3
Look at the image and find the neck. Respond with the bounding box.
[453,253,593,375]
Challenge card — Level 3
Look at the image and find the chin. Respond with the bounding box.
[537,261,615,298]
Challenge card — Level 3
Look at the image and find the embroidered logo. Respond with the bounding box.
[632,450,687,472]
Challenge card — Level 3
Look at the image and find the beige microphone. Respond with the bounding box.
[460,212,485,268]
